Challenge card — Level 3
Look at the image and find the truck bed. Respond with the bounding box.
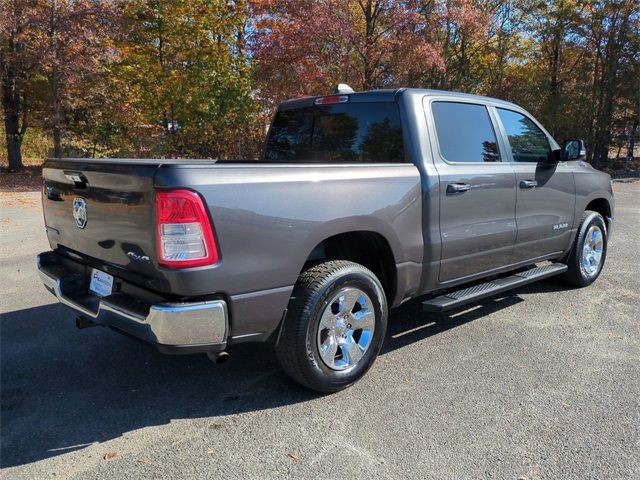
[41,157,423,339]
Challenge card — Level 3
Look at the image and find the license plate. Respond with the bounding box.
[89,268,114,297]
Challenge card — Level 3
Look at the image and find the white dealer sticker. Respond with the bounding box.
[89,269,114,297]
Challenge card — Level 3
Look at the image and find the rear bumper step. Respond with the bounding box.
[422,263,568,312]
[37,251,228,354]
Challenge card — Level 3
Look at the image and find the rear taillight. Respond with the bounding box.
[155,189,218,268]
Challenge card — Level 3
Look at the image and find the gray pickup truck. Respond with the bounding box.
[38,87,614,392]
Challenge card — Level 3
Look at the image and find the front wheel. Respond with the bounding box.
[276,260,388,393]
[560,210,608,287]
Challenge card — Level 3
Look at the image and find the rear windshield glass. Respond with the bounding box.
[263,102,405,163]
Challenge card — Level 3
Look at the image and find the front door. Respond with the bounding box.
[428,99,517,283]
[493,107,576,262]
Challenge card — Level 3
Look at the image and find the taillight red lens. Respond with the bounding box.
[155,189,218,268]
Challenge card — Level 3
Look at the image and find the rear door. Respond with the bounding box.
[426,99,517,283]
[493,108,575,262]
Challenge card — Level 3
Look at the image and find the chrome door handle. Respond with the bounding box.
[446,183,471,195]
[519,180,538,189]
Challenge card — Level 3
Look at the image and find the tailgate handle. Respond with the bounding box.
[63,171,88,187]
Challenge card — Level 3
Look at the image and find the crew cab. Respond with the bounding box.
[38,87,614,392]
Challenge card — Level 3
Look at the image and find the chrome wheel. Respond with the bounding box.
[581,225,604,276]
[316,287,375,371]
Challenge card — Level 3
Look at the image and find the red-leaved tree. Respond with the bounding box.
[1,0,40,171]
[33,0,115,158]
[249,0,445,105]
[1,0,114,169]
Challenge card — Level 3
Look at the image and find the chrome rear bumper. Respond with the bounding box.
[37,252,228,354]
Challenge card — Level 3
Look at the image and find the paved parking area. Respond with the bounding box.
[1,182,638,479]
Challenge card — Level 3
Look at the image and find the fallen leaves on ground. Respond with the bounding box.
[103,451,118,460]
[287,452,301,461]
[0,166,43,192]
[0,192,39,207]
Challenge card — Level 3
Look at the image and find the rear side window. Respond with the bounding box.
[263,102,404,163]
[496,108,549,163]
[432,101,500,163]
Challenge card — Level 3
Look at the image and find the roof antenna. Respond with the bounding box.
[334,83,355,94]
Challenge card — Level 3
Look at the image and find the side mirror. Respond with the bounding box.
[562,139,586,161]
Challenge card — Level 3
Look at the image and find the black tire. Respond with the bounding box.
[560,210,608,287]
[276,260,388,393]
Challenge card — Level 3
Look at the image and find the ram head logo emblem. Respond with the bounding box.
[73,198,87,229]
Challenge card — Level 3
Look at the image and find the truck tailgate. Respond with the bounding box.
[42,159,160,281]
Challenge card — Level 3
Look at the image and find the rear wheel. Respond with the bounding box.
[276,260,387,393]
[560,210,608,287]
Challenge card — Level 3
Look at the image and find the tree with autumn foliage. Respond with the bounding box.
[109,0,257,159]
[502,0,640,165]
[1,0,40,171]
[37,0,115,158]
[249,0,445,105]
[1,0,639,169]
[1,0,115,170]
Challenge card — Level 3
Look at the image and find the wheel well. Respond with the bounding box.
[585,198,611,228]
[303,232,397,303]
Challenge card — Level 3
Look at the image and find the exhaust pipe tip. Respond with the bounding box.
[207,351,230,364]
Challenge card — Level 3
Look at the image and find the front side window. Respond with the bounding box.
[263,102,404,163]
[431,101,500,163]
[497,108,550,163]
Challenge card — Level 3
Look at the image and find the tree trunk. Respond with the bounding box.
[548,29,562,137]
[48,1,63,158]
[53,124,61,158]
[49,59,62,157]
[361,0,374,90]
[1,32,26,171]
[4,114,24,172]
[2,84,26,172]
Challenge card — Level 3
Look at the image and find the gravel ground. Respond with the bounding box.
[1,182,638,479]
